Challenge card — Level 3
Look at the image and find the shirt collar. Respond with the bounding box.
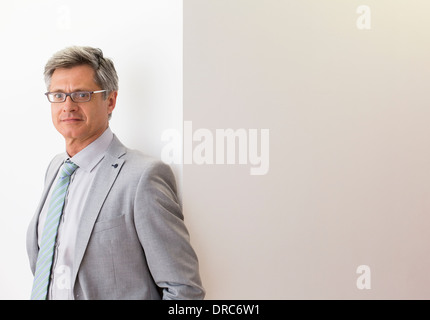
[67,127,114,173]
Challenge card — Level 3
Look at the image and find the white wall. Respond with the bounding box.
[0,0,182,299]
[184,0,430,299]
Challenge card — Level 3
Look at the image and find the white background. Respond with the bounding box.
[0,0,182,299]
[4,0,430,301]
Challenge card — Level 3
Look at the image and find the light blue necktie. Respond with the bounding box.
[31,160,78,300]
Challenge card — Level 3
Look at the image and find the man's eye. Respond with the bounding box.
[79,92,89,98]
[54,93,63,99]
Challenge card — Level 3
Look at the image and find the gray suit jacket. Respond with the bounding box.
[26,134,205,300]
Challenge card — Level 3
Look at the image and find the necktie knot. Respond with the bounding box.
[60,160,79,179]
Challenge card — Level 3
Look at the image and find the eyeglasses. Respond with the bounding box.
[45,90,107,103]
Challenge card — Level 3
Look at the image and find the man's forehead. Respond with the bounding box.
[50,65,97,90]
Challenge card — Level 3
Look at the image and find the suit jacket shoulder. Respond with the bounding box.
[118,148,179,200]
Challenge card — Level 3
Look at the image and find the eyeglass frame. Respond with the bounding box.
[44,90,108,103]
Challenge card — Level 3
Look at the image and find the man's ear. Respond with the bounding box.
[107,91,118,114]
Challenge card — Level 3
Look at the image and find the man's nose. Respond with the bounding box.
[62,95,78,112]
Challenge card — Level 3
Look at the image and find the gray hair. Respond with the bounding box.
[44,46,119,99]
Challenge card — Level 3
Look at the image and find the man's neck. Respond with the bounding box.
[65,128,108,157]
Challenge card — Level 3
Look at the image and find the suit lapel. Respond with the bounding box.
[71,135,126,288]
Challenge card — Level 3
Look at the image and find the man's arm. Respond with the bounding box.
[133,160,205,299]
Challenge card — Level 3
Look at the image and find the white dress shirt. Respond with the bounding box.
[37,127,113,300]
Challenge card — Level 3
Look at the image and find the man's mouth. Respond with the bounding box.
[61,118,83,122]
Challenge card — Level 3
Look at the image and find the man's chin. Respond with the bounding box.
[58,129,85,141]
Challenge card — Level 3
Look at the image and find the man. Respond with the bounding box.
[26,46,205,300]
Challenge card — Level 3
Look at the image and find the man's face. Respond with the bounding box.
[49,64,117,144]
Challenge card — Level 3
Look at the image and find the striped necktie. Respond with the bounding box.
[31,160,78,300]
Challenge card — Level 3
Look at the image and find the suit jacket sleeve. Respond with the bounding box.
[133,160,205,299]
